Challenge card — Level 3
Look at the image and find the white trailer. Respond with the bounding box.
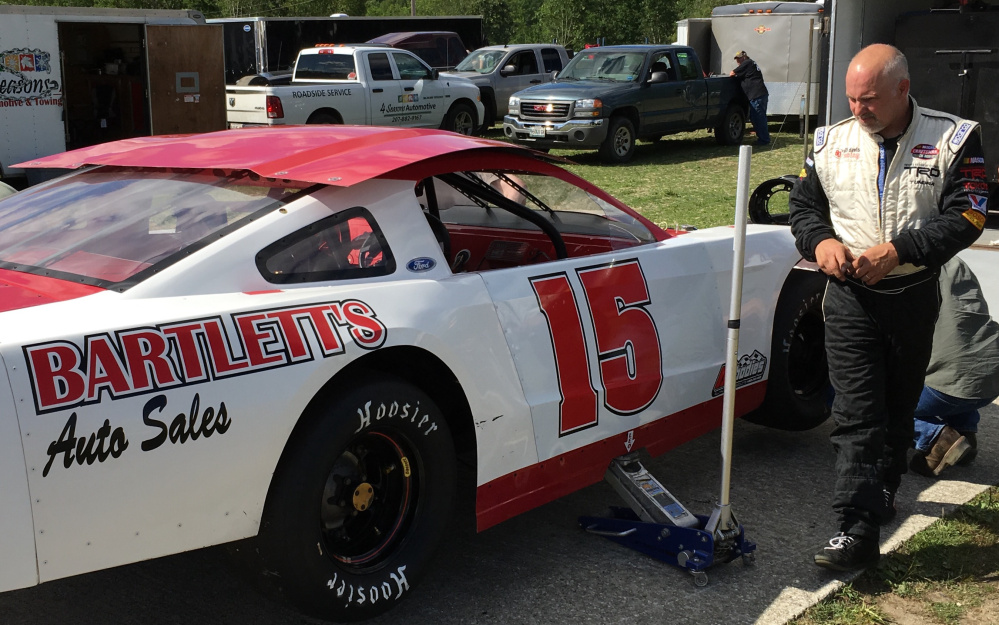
[0,5,226,187]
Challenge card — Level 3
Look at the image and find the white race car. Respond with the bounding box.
[0,127,828,621]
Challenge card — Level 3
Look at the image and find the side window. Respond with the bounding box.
[676,51,700,80]
[541,49,563,73]
[392,52,432,80]
[367,53,394,81]
[649,53,677,81]
[256,207,394,283]
[509,51,539,76]
[449,37,467,67]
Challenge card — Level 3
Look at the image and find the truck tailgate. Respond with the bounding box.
[225,87,276,126]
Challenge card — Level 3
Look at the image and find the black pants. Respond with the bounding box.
[822,273,940,539]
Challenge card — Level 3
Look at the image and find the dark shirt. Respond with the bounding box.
[732,57,768,101]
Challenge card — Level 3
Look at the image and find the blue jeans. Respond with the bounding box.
[748,96,769,145]
[912,386,996,452]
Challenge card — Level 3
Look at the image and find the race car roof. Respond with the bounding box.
[14,126,558,188]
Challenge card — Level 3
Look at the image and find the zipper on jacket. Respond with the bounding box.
[877,141,887,242]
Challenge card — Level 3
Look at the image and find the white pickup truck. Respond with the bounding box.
[226,45,485,134]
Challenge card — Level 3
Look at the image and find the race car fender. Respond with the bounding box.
[0,351,39,592]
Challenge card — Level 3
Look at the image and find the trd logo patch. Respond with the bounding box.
[711,350,768,397]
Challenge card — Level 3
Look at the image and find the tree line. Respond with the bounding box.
[2,0,746,50]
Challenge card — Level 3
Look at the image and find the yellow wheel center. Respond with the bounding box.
[352,482,374,512]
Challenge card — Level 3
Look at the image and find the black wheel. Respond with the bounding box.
[307,111,342,125]
[239,377,456,621]
[748,176,797,225]
[599,116,636,164]
[443,102,477,135]
[744,272,831,430]
[714,105,746,145]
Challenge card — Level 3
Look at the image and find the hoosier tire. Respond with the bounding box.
[244,377,456,621]
[744,272,831,431]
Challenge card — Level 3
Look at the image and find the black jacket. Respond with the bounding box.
[732,57,768,101]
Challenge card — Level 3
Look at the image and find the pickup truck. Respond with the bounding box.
[450,43,571,127]
[502,45,747,163]
[226,45,485,134]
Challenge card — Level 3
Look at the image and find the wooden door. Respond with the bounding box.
[145,24,226,135]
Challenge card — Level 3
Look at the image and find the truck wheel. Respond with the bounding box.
[239,377,456,621]
[307,111,343,125]
[599,116,636,164]
[443,102,477,135]
[748,176,797,225]
[714,105,746,145]
[743,272,831,431]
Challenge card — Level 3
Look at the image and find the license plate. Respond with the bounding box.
[529,126,546,138]
[228,122,244,129]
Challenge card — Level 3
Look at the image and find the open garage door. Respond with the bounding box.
[145,24,225,135]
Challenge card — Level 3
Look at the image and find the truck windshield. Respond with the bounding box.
[0,168,308,288]
[455,49,506,74]
[295,52,357,80]
[558,50,646,82]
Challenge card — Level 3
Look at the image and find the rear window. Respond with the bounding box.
[0,168,307,289]
[295,52,357,80]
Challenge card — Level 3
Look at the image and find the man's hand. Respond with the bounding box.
[851,243,899,286]
[815,238,855,281]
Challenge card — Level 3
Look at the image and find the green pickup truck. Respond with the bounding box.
[503,45,748,163]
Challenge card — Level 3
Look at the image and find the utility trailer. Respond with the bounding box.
[0,4,226,187]
[208,15,484,84]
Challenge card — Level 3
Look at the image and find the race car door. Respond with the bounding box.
[390,51,447,128]
[466,177,734,463]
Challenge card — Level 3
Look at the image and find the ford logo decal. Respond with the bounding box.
[406,257,436,272]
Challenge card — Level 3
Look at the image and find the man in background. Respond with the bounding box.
[730,51,770,146]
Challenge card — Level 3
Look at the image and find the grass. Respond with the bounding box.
[792,486,999,625]
[484,122,809,230]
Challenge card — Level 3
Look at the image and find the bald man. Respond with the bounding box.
[789,44,988,571]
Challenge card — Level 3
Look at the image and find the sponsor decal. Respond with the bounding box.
[960,166,988,179]
[754,25,771,34]
[23,300,387,414]
[962,208,986,229]
[43,392,231,477]
[398,93,419,103]
[963,156,985,165]
[951,121,973,146]
[711,350,768,397]
[970,194,989,215]
[965,181,989,192]
[406,257,436,272]
[798,167,807,179]
[327,565,411,607]
[805,156,813,167]
[814,127,826,149]
[292,88,352,98]
[910,143,939,159]
[353,399,438,437]
[903,164,941,178]
[834,147,861,160]
[1,47,61,105]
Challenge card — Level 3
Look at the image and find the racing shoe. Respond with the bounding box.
[814,532,880,571]
[956,432,978,466]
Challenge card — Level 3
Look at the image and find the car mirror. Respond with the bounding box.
[499,64,516,77]
[431,68,440,80]
[551,70,559,80]
[649,71,670,84]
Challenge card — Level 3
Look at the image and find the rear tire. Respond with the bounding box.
[443,102,477,135]
[599,116,636,164]
[744,272,831,431]
[714,105,746,145]
[307,111,342,125]
[236,376,456,621]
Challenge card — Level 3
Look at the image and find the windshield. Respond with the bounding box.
[558,50,646,82]
[0,168,308,288]
[455,49,506,74]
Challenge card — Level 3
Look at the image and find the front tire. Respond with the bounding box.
[744,272,831,430]
[443,102,477,135]
[599,116,636,164]
[243,377,456,621]
[714,105,746,145]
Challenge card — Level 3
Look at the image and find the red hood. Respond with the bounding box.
[0,268,104,313]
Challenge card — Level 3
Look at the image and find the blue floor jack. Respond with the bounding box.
[579,145,758,587]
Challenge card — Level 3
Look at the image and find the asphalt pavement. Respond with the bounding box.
[1,402,995,625]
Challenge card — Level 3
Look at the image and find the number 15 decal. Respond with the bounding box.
[530,259,663,436]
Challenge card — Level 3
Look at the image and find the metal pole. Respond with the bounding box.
[824,0,837,127]
[716,144,752,532]
[803,18,815,163]
[410,0,415,16]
